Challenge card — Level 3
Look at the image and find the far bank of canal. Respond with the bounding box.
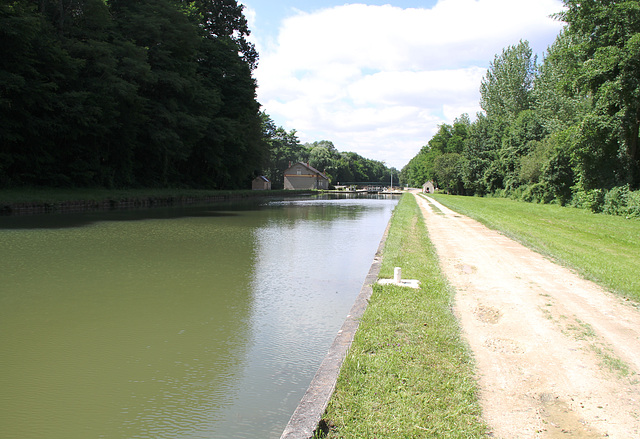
[0,194,398,439]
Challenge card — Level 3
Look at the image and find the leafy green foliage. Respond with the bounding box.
[403,0,640,216]
[260,113,303,189]
[400,116,470,190]
[1,0,263,189]
[185,0,259,70]
[434,153,464,194]
[479,40,536,121]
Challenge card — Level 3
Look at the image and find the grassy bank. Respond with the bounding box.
[321,194,486,438]
[0,187,247,204]
[430,194,640,302]
[0,188,312,214]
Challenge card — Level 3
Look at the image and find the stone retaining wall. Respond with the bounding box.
[1,196,232,215]
[1,192,313,216]
[280,218,392,439]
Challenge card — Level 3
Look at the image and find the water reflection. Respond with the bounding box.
[0,212,257,439]
[211,197,396,439]
[0,195,397,439]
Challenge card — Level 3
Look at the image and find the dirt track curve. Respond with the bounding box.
[415,193,640,439]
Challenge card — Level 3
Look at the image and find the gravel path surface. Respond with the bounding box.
[415,193,640,439]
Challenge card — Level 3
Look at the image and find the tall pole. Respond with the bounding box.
[391,173,393,190]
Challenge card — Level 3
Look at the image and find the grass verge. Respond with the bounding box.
[321,194,487,438]
[430,194,640,302]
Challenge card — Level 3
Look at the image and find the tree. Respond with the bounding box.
[500,110,547,191]
[0,2,67,185]
[449,114,471,153]
[559,0,640,187]
[461,41,538,195]
[532,30,590,134]
[480,40,537,121]
[400,144,438,188]
[1,0,265,189]
[261,112,303,188]
[461,113,506,195]
[434,153,465,194]
[193,35,264,188]
[428,124,452,154]
[541,128,577,205]
[185,0,258,70]
[307,141,339,180]
[400,116,471,189]
[112,0,205,186]
[404,2,640,203]
[59,0,148,187]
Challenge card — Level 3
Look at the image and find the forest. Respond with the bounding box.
[1,0,396,190]
[401,0,640,217]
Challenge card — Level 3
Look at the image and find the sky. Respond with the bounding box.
[241,0,566,170]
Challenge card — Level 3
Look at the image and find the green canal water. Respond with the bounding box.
[0,194,398,439]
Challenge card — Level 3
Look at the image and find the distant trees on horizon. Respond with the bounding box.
[260,113,398,189]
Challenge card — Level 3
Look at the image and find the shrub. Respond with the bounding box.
[603,185,630,216]
[603,185,640,218]
[509,185,525,200]
[490,188,508,199]
[542,129,576,206]
[519,140,551,184]
[570,186,640,218]
[572,188,605,213]
[522,182,554,204]
[628,190,640,218]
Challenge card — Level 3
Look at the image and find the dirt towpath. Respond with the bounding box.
[415,193,640,438]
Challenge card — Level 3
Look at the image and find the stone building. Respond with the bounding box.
[252,175,271,190]
[284,162,329,190]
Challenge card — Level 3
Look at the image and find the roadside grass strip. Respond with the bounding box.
[430,195,640,303]
[321,194,487,438]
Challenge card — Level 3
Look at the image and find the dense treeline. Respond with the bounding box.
[261,113,399,189]
[1,0,263,189]
[1,0,395,190]
[401,0,640,216]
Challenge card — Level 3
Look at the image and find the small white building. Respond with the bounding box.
[422,181,436,194]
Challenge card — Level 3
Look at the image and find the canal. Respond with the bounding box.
[0,194,398,439]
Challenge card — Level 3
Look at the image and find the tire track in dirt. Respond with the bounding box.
[415,193,640,439]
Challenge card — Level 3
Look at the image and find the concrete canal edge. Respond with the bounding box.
[279,218,392,439]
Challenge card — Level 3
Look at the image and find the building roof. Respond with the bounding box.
[254,175,270,182]
[286,162,328,180]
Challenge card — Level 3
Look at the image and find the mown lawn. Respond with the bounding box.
[322,194,487,438]
[430,194,640,302]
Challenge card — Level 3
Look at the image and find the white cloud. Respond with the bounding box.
[254,0,565,169]
[347,68,486,106]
